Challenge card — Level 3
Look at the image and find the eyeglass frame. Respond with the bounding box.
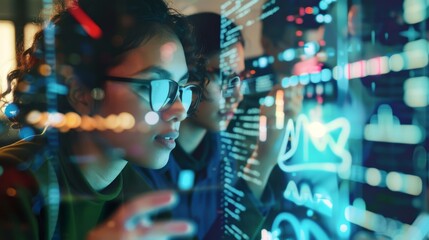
[106,76,203,114]
[205,68,242,98]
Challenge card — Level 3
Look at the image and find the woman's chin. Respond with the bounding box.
[126,154,169,169]
[148,153,170,169]
[151,160,169,169]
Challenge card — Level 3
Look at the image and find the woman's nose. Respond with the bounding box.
[160,98,187,123]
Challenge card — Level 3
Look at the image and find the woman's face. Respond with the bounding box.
[96,29,189,169]
[190,42,245,131]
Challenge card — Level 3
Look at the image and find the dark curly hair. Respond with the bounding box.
[1,0,206,130]
[186,12,244,101]
[187,12,245,59]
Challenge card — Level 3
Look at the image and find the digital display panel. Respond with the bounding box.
[218,0,428,239]
[0,0,427,239]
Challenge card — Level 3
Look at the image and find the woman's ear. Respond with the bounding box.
[67,78,94,115]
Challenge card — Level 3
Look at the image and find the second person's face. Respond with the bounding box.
[191,42,245,131]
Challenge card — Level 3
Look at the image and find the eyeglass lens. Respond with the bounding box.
[149,80,200,114]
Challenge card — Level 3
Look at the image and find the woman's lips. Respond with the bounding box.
[155,131,179,150]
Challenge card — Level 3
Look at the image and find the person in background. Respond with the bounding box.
[0,0,205,239]
[136,12,303,239]
[136,12,247,239]
[225,0,339,238]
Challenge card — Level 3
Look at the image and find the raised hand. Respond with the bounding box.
[87,190,195,240]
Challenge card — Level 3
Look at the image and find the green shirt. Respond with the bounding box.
[0,138,153,240]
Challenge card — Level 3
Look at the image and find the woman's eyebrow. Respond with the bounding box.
[139,66,172,79]
[179,72,189,83]
[137,66,188,83]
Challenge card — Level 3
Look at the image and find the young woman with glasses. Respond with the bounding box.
[136,12,302,239]
[0,0,204,239]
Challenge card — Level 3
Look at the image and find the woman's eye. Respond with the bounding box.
[137,85,150,93]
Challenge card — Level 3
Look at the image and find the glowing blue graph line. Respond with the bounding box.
[277,114,352,179]
[283,180,333,217]
[271,212,330,240]
[301,219,331,240]
[271,212,301,239]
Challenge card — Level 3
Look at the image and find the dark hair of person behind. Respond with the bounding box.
[1,0,205,130]
[187,12,245,58]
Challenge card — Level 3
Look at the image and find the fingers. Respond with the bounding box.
[111,190,177,229]
[132,221,196,240]
[87,191,197,240]
[88,220,195,240]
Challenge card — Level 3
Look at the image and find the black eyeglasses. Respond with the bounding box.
[107,76,202,114]
[221,76,241,98]
[206,68,242,98]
